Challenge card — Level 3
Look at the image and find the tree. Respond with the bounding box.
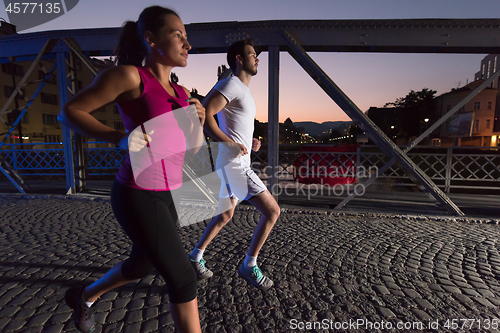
[190,88,204,101]
[217,65,229,81]
[384,88,437,138]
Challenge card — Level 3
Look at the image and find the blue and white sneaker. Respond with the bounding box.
[189,256,213,280]
[238,264,273,291]
[65,286,96,333]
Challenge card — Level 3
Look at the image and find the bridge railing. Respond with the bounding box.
[1,143,499,192]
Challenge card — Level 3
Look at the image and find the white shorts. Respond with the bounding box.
[216,157,267,201]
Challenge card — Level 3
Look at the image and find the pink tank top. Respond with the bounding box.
[115,67,190,191]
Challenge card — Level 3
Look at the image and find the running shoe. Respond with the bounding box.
[237,263,274,291]
[189,256,213,280]
[65,286,96,333]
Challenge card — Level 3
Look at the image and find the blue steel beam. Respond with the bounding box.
[56,49,75,194]
[0,54,56,64]
[1,19,500,60]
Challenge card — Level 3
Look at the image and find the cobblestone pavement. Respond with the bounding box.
[1,196,500,333]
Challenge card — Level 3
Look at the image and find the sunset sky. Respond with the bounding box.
[1,0,499,123]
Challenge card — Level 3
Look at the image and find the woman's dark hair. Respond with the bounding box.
[114,6,179,66]
[227,38,254,72]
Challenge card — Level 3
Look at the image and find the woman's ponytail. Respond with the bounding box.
[114,6,179,67]
[114,21,147,66]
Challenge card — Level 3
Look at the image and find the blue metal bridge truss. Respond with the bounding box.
[2,18,500,215]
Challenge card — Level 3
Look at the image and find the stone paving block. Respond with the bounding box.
[331,285,345,295]
[128,299,144,311]
[403,288,421,298]
[97,308,113,324]
[462,288,481,297]
[378,307,396,318]
[41,324,65,333]
[391,289,405,297]
[100,291,119,301]
[428,284,444,292]
[413,298,435,310]
[470,281,489,289]
[412,309,431,321]
[240,313,256,325]
[4,319,25,332]
[11,321,39,333]
[226,324,243,333]
[3,198,500,332]
[243,325,261,333]
[49,312,72,324]
[0,305,20,317]
[143,307,158,321]
[125,309,143,324]
[373,285,390,295]
[15,308,36,320]
[478,289,496,298]
[159,312,174,326]
[473,297,496,308]
[454,293,475,306]
[454,280,472,288]
[441,285,462,294]
[142,319,159,333]
[123,322,141,333]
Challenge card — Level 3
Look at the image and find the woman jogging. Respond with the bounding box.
[58,6,204,333]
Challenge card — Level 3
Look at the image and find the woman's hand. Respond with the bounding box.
[118,129,154,152]
[186,97,205,126]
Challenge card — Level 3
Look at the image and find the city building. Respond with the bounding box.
[0,54,123,147]
[475,54,500,132]
[435,79,498,147]
[1,21,123,148]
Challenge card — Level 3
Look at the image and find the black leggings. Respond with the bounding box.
[110,180,197,304]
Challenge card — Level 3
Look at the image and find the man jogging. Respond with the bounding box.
[189,39,280,291]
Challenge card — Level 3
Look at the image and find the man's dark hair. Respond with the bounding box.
[227,38,254,72]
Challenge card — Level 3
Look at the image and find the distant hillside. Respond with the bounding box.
[293,121,352,137]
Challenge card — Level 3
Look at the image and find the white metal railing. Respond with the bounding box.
[1,144,499,193]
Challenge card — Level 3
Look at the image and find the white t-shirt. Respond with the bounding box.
[214,76,256,166]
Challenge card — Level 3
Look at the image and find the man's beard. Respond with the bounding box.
[243,61,257,76]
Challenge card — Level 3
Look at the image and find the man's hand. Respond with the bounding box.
[225,142,248,157]
[251,138,261,152]
[236,142,248,156]
[118,128,154,152]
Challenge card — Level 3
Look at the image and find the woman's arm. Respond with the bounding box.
[57,65,141,148]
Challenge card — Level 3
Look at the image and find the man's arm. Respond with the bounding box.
[203,89,248,155]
